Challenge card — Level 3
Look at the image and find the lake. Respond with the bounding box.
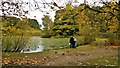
[21,36,70,53]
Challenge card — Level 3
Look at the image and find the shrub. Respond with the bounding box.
[75,36,85,45]
[79,25,99,44]
[2,34,30,52]
[108,32,120,45]
[91,38,110,46]
[98,32,120,45]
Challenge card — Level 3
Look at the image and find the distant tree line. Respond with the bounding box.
[2,16,40,34]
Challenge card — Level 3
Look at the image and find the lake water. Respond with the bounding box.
[21,36,44,53]
[21,36,69,53]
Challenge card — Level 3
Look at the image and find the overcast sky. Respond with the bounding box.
[25,0,105,25]
[26,0,86,25]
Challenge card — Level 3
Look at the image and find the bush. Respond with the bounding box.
[99,32,109,38]
[79,25,99,44]
[2,34,30,52]
[98,32,120,45]
[75,36,85,45]
[108,32,120,45]
[91,38,110,46]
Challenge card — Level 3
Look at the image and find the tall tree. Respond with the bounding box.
[42,15,52,30]
[53,4,79,37]
[41,15,53,38]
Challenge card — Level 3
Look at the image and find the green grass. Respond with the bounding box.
[85,56,118,66]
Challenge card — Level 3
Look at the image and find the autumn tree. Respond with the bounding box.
[41,15,53,38]
[53,4,79,37]
[88,1,120,45]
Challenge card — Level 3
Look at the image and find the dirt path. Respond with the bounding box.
[38,46,118,66]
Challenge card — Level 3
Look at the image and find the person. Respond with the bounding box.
[69,36,77,48]
[74,37,77,47]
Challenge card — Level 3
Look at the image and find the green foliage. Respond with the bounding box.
[2,35,29,52]
[108,32,120,45]
[2,16,42,52]
[29,19,40,29]
[1,16,41,52]
[91,38,110,46]
[47,2,119,46]
[2,16,20,27]
[66,4,73,10]
[41,15,54,38]
[75,36,85,45]
[2,16,40,30]
[42,15,53,30]
[53,8,79,37]
[79,25,99,44]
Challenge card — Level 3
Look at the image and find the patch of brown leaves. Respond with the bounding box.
[2,57,49,66]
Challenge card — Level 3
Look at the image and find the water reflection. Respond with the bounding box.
[21,36,69,53]
[21,36,44,53]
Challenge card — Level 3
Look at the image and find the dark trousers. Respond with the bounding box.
[70,44,76,48]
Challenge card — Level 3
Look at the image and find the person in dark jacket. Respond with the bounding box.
[69,36,77,48]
